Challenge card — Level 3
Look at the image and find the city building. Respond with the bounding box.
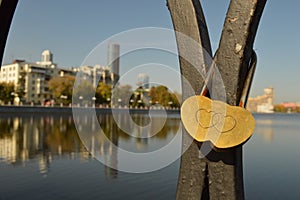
[0,50,74,104]
[0,59,23,86]
[1,44,124,104]
[36,50,54,66]
[72,65,114,88]
[279,102,298,113]
[247,87,274,113]
[73,43,121,88]
[107,43,120,84]
[137,73,150,89]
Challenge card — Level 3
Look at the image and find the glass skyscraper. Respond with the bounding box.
[107,43,120,84]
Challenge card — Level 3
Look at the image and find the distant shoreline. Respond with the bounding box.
[0,105,180,115]
[1,106,294,116]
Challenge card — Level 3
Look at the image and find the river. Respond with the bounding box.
[0,112,299,199]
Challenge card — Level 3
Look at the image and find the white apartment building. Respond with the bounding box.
[0,50,72,104]
[247,87,274,113]
[73,65,114,88]
[0,61,20,86]
[1,50,117,104]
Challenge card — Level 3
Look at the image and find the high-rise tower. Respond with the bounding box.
[107,43,120,84]
[137,73,150,89]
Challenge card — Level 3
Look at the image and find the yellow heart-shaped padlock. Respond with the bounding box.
[181,96,255,148]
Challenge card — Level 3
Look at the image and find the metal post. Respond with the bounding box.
[0,0,18,66]
[167,1,211,198]
[167,0,267,199]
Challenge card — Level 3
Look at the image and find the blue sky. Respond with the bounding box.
[3,0,300,104]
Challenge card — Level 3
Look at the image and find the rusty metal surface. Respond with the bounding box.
[167,0,212,98]
[214,0,267,106]
[0,0,18,66]
[167,0,213,199]
[206,2,266,198]
[167,0,267,199]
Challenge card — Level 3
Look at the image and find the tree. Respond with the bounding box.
[149,85,180,108]
[95,82,112,104]
[169,92,180,108]
[73,78,95,106]
[0,82,15,104]
[48,75,75,105]
[156,85,170,107]
[274,104,286,112]
[111,84,133,107]
[149,86,158,103]
[16,71,26,99]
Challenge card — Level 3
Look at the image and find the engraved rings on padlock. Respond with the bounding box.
[196,109,237,133]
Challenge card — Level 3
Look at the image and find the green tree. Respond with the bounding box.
[0,82,15,104]
[16,71,26,99]
[95,82,112,104]
[148,85,180,108]
[273,104,286,112]
[149,86,158,104]
[48,75,75,105]
[169,92,180,108]
[156,85,170,106]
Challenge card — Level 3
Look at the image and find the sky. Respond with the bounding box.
[2,0,300,104]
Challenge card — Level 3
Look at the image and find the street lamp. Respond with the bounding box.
[106,97,111,108]
[79,96,83,107]
[130,99,134,108]
[10,92,20,106]
[60,95,67,107]
[149,100,153,108]
[138,99,143,109]
[118,98,122,108]
[92,97,96,107]
[168,101,173,109]
[60,95,67,99]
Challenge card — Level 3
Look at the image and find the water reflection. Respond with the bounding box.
[74,111,181,173]
[0,115,85,177]
[255,118,274,143]
[244,113,300,199]
[0,113,180,177]
[1,113,300,199]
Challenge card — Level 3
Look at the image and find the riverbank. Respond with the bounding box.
[0,105,180,115]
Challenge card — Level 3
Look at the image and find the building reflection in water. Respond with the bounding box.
[255,119,274,143]
[0,113,180,179]
[0,114,84,176]
[77,112,180,178]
